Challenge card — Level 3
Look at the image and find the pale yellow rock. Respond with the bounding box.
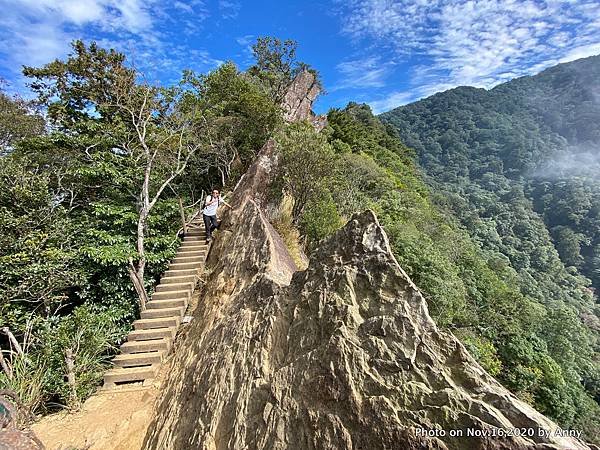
[142,94,595,448]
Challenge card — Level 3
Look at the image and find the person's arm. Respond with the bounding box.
[219,194,232,209]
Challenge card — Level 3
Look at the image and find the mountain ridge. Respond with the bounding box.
[380,53,600,441]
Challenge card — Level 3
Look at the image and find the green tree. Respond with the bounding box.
[23,41,209,310]
[0,87,44,154]
[277,123,334,223]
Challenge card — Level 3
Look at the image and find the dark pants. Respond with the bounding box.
[203,214,219,240]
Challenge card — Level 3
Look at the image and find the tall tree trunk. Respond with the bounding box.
[65,348,78,409]
[178,197,187,235]
[128,258,149,311]
[130,210,149,310]
[130,169,152,312]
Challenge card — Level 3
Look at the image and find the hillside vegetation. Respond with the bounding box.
[1,39,599,444]
[0,38,288,412]
[379,55,600,441]
[275,103,597,441]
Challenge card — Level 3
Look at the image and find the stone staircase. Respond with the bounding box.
[103,219,208,389]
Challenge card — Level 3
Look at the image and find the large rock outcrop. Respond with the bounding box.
[144,168,594,450]
[142,72,595,450]
[281,69,327,131]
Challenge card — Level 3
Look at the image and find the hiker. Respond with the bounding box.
[202,189,231,243]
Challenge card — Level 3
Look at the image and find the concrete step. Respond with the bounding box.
[169,262,201,270]
[112,351,164,368]
[175,253,205,261]
[147,298,187,309]
[185,231,205,236]
[152,289,190,301]
[156,282,194,292]
[103,364,159,388]
[183,235,205,242]
[163,268,198,277]
[141,307,185,320]
[177,248,206,255]
[177,247,206,255]
[180,240,207,246]
[133,316,180,330]
[128,327,177,341]
[172,255,204,264]
[160,274,196,284]
[179,243,208,250]
[121,338,171,354]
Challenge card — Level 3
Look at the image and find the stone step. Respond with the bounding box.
[185,231,205,236]
[152,289,190,301]
[183,235,205,242]
[177,247,206,255]
[156,282,194,292]
[172,255,204,264]
[121,338,171,354]
[182,241,207,247]
[179,243,208,250]
[147,298,187,309]
[174,253,205,261]
[163,268,198,278]
[133,316,180,330]
[112,351,164,368]
[177,248,206,255]
[169,262,200,270]
[160,274,196,284]
[128,327,177,341]
[103,364,159,388]
[140,307,186,320]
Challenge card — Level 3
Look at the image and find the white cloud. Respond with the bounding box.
[334,57,392,90]
[236,35,254,47]
[219,0,241,19]
[559,42,600,64]
[369,91,416,113]
[338,0,600,111]
[0,0,216,87]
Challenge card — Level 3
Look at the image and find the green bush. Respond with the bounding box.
[300,192,344,248]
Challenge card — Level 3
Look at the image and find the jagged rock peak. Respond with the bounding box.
[282,69,327,130]
[145,207,594,449]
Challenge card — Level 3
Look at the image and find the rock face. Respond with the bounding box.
[142,71,595,450]
[281,69,327,130]
[143,169,593,450]
[0,391,44,450]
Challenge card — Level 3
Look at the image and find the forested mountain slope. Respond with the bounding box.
[381,55,600,297]
[3,38,600,448]
[380,55,600,440]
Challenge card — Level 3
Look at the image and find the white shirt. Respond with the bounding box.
[202,195,221,216]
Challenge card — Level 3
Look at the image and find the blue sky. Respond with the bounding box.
[1,0,599,114]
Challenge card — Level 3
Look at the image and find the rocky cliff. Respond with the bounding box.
[142,72,595,450]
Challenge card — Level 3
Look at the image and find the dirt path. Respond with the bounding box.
[31,384,158,450]
[30,278,205,450]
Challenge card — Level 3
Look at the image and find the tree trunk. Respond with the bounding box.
[130,200,149,311]
[129,258,149,311]
[65,348,78,409]
[0,346,12,379]
[178,197,187,235]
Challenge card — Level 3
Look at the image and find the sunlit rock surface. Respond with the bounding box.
[143,70,594,450]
